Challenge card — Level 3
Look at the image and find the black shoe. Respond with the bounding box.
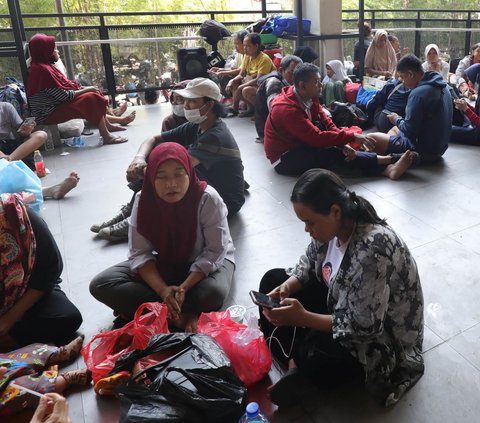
[91,203,132,233]
[97,218,129,242]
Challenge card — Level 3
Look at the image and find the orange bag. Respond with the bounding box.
[198,311,272,386]
[81,302,169,384]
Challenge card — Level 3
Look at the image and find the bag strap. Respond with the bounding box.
[387,82,404,100]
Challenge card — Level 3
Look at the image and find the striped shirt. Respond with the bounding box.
[28,88,75,123]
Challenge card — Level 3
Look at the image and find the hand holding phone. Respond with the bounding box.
[249,290,282,309]
[17,117,36,135]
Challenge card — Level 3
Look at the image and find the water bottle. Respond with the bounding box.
[63,136,102,148]
[33,150,46,177]
[238,402,269,423]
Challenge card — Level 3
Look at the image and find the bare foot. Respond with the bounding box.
[384,150,413,180]
[106,122,127,132]
[112,102,128,117]
[43,172,80,199]
[119,111,136,126]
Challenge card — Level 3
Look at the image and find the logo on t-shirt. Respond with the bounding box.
[322,262,332,285]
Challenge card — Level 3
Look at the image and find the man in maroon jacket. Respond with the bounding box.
[264,63,414,179]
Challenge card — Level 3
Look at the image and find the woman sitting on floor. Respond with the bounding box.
[0,194,82,350]
[422,44,449,82]
[89,142,235,332]
[364,29,397,79]
[226,32,275,117]
[322,60,351,106]
[451,63,480,145]
[258,169,424,408]
[27,34,133,145]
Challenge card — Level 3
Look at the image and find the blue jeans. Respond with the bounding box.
[450,125,480,146]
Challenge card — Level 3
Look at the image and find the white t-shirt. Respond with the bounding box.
[321,232,354,286]
[0,102,22,140]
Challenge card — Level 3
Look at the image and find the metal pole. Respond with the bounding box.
[359,0,365,80]
[261,0,267,18]
[55,0,75,80]
[98,15,117,107]
[8,0,29,87]
[296,0,303,47]
[465,11,472,56]
[414,11,422,58]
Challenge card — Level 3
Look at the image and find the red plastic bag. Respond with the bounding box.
[81,302,169,384]
[197,311,272,386]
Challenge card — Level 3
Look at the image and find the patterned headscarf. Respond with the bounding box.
[0,194,36,316]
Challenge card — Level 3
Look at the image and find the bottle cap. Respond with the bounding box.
[246,402,259,418]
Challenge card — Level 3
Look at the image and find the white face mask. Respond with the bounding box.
[184,103,209,124]
[172,104,185,117]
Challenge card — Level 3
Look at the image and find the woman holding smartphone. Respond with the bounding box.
[258,169,424,407]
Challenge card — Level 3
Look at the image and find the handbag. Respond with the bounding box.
[0,159,43,212]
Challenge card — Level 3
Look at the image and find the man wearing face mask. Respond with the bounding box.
[93,78,246,242]
[129,77,246,215]
[161,81,189,132]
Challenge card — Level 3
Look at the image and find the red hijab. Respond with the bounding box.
[137,143,207,281]
[27,34,80,96]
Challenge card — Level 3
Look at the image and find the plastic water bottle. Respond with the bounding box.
[63,136,102,148]
[238,402,269,423]
[33,150,46,177]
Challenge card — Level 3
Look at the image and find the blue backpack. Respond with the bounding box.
[0,77,28,118]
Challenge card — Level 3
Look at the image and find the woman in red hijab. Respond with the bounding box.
[27,34,130,144]
[90,142,235,331]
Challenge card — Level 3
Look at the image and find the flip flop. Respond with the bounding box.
[102,136,128,145]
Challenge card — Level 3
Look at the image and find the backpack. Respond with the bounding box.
[331,102,369,128]
[199,20,231,47]
[0,77,28,119]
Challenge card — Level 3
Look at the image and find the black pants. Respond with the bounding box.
[259,269,363,388]
[0,138,35,171]
[274,146,384,178]
[8,210,83,346]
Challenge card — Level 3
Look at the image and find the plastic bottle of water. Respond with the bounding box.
[33,150,46,177]
[63,136,104,148]
[238,402,269,423]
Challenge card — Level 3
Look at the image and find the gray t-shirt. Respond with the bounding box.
[0,102,22,140]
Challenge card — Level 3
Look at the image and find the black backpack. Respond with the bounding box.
[331,102,369,128]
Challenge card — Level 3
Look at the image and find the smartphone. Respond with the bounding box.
[17,117,36,133]
[249,290,282,309]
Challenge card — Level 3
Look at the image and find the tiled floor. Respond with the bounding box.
[15,102,480,422]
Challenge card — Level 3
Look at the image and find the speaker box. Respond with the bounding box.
[177,48,208,80]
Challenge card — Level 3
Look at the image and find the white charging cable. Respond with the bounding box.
[267,325,297,359]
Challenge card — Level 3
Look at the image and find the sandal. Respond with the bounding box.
[390,151,421,166]
[61,368,92,387]
[102,136,128,145]
[238,109,254,118]
[94,371,131,395]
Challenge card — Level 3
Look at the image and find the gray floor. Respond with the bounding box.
[29,103,480,422]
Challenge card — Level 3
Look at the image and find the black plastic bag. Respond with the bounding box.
[331,101,369,128]
[114,333,246,423]
[200,20,231,47]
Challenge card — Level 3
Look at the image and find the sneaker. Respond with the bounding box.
[90,203,132,233]
[97,218,129,242]
[255,137,264,143]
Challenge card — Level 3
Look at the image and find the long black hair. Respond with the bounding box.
[291,169,386,225]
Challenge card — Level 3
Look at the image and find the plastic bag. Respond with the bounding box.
[81,302,169,384]
[0,159,43,212]
[197,311,272,385]
[114,332,246,423]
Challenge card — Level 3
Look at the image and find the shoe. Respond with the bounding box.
[90,203,132,233]
[97,218,129,242]
[255,137,264,143]
[225,107,238,118]
[238,109,254,118]
[269,368,318,409]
